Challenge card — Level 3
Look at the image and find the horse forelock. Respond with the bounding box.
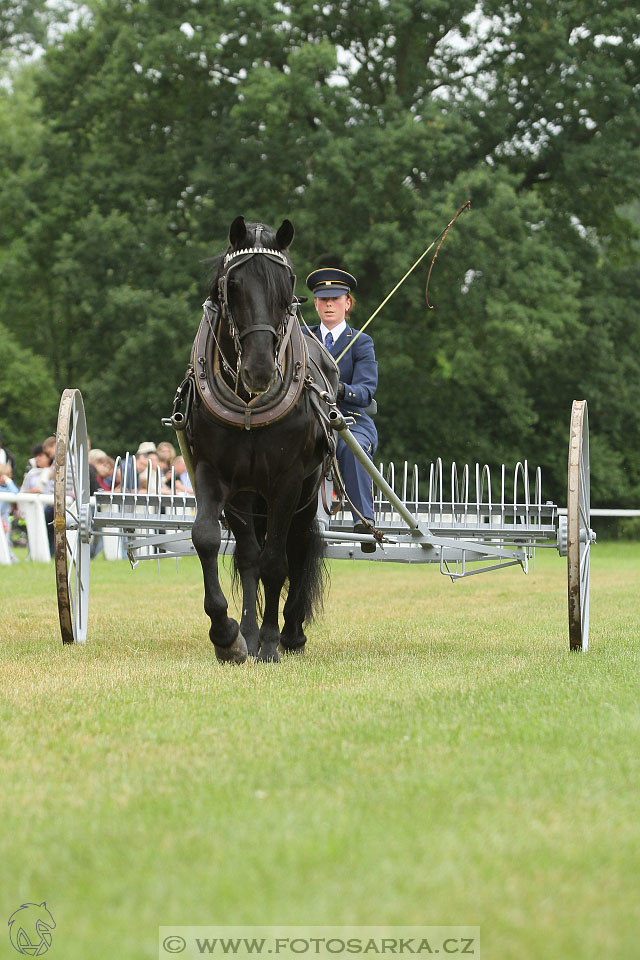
[242,254,292,311]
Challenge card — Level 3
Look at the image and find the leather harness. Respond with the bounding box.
[191,298,307,431]
[166,243,384,540]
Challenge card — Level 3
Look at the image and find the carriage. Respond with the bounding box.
[53,219,594,655]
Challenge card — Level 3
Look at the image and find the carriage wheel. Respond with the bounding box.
[54,389,91,644]
[567,400,594,651]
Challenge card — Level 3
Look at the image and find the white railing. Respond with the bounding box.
[1,486,639,568]
[0,492,53,563]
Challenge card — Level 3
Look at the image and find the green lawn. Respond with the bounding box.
[1,543,639,959]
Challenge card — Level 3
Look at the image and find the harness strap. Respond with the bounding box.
[277,304,299,368]
[321,478,343,517]
[238,324,279,340]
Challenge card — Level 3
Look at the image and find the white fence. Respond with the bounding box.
[0,492,53,563]
[1,490,639,566]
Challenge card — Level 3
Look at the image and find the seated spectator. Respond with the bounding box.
[43,436,56,462]
[157,441,177,477]
[86,449,109,560]
[136,442,171,494]
[172,455,193,494]
[0,431,16,476]
[0,464,19,563]
[136,441,157,491]
[98,456,116,491]
[88,449,116,492]
[21,444,55,555]
[0,463,19,524]
[21,445,53,493]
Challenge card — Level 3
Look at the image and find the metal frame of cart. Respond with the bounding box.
[54,390,594,651]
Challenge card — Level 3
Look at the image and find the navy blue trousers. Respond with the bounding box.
[337,428,376,523]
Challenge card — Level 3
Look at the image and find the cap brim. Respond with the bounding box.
[313,285,350,298]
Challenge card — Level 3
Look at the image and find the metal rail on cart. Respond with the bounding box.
[53,390,594,651]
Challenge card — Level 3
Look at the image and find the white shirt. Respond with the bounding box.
[320,319,347,346]
[21,465,53,494]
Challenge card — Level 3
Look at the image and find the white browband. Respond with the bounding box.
[223,246,290,268]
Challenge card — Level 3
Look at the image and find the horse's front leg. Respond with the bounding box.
[191,464,247,664]
[225,492,262,658]
[257,479,300,663]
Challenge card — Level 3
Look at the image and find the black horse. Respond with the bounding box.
[188,216,338,663]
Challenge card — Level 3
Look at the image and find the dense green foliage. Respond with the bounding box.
[0,0,638,505]
[0,321,58,470]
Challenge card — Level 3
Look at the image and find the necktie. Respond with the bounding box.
[325,332,334,350]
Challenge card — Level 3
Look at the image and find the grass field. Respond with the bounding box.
[1,543,639,959]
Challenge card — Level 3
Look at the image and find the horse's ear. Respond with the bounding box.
[276,219,294,251]
[229,216,247,248]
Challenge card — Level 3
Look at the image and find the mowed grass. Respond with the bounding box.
[1,543,639,960]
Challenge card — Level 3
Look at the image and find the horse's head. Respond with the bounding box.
[218,215,295,395]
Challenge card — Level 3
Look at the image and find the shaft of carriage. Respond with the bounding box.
[328,408,425,538]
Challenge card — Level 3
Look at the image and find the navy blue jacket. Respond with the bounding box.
[306,324,378,446]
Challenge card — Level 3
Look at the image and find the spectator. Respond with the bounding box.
[21,445,53,493]
[0,436,19,549]
[42,435,56,462]
[0,464,19,563]
[136,441,156,490]
[87,449,107,559]
[172,455,193,494]
[0,431,16,476]
[21,444,55,556]
[88,450,116,492]
[136,442,170,494]
[157,441,176,476]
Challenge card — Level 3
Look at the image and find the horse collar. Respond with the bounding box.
[191,305,308,430]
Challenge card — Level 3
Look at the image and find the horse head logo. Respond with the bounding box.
[8,902,56,956]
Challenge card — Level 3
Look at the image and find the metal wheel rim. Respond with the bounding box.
[54,389,91,644]
[567,399,591,651]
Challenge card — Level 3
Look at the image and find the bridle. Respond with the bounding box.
[216,243,298,388]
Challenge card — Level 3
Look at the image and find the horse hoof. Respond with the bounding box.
[278,642,306,656]
[215,630,248,664]
[257,644,279,664]
[279,631,307,655]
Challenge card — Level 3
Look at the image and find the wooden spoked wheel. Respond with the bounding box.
[567,400,593,651]
[54,389,91,644]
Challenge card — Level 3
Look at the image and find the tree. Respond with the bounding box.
[0,1,84,59]
[0,0,638,507]
[0,323,59,474]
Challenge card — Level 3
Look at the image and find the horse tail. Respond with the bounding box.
[229,499,327,623]
[286,513,328,623]
[229,501,266,616]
